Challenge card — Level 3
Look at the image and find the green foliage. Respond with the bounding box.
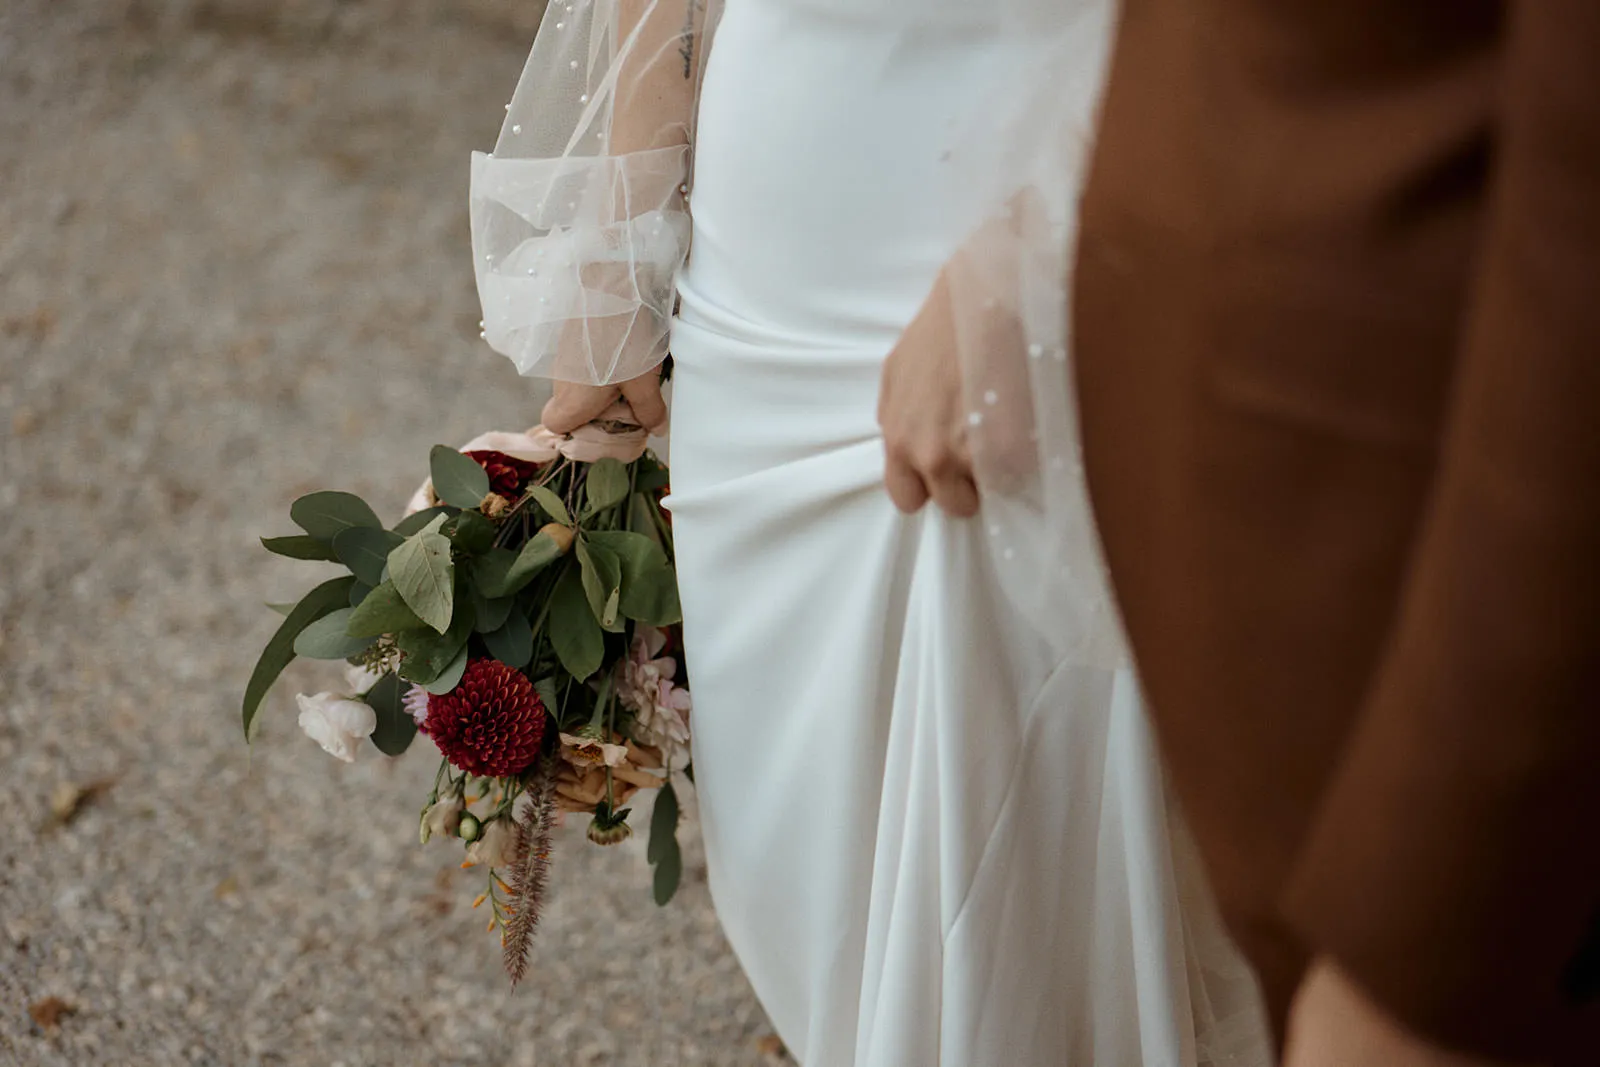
[388,516,454,633]
[429,445,492,508]
[548,562,603,680]
[649,783,683,906]
[442,510,497,555]
[525,485,572,526]
[575,538,623,632]
[471,588,516,634]
[396,601,474,686]
[290,491,381,541]
[365,673,417,757]
[483,607,534,669]
[293,608,375,660]
[241,576,357,740]
[333,526,404,586]
[581,458,629,518]
[473,531,564,599]
[422,646,470,695]
[345,579,426,638]
[393,505,452,536]
[260,535,340,561]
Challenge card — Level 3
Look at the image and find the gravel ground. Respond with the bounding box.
[0,2,777,1063]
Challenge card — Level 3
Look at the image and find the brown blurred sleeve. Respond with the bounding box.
[1280,1,1600,1057]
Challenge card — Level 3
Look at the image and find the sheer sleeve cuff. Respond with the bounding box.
[471,145,691,385]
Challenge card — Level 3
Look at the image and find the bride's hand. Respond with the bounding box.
[879,269,981,518]
[542,371,668,436]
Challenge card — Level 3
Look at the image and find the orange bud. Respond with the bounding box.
[541,522,576,554]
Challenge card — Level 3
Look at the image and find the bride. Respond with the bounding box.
[471,0,1271,1063]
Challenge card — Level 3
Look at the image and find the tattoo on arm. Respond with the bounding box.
[679,0,701,79]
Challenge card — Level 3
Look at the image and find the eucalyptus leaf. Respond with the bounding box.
[349,581,373,607]
[652,836,683,906]
[332,526,404,586]
[442,510,497,556]
[471,588,516,633]
[533,677,560,717]
[619,564,681,627]
[648,782,680,866]
[430,445,491,508]
[290,491,382,541]
[628,493,663,545]
[633,462,670,493]
[483,607,533,669]
[388,522,454,633]
[575,539,623,632]
[260,535,340,562]
[474,532,563,599]
[586,530,668,580]
[365,673,417,757]
[396,604,474,686]
[548,563,604,680]
[392,505,453,536]
[292,608,375,660]
[526,485,572,526]
[265,601,298,617]
[345,579,427,637]
[582,458,630,517]
[423,645,470,695]
[241,576,357,739]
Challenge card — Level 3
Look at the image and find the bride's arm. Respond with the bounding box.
[543,0,707,434]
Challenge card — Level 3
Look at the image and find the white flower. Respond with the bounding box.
[420,795,464,844]
[343,663,384,696]
[295,692,377,763]
[464,817,520,869]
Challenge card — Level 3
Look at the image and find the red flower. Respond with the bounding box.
[425,659,547,777]
[466,450,544,500]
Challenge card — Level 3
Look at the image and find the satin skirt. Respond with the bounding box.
[664,2,1270,1063]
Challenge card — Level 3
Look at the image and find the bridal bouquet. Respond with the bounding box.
[242,406,690,983]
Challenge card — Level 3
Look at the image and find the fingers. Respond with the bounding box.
[884,452,932,514]
[884,445,980,518]
[619,372,669,433]
[929,469,981,518]
[542,382,622,435]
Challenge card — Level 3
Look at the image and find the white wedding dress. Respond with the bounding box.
[471,1,1273,1063]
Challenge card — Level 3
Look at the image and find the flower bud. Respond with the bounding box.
[457,812,482,843]
[464,817,520,868]
[587,819,633,847]
[541,523,576,554]
[420,795,464,844]
[480,493,512,520]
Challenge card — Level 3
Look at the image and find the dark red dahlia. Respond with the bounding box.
[466,450,544,500]
[425,659,547,776]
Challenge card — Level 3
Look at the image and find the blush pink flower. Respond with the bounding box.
[617,626,692,769]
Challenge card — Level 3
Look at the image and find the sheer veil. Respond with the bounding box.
[470,2,1270,1060]
[471,0,716,386]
